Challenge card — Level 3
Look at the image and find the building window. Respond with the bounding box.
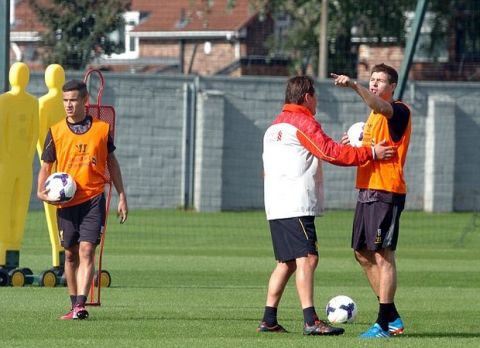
[273,13,291,57]
[105,11,139,59]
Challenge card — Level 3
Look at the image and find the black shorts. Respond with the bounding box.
[57,194,106,248]
[269,216,318,262]
[351,200,404,251]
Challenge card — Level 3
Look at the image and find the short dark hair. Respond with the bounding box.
[285,76,316,104]
[371,63,398,85]
[62,79,88,98]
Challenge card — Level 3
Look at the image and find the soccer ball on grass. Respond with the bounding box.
[325,295,358,324]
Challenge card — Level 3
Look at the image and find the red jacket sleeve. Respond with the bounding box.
[276,111,372,166]
[297,127,372,166]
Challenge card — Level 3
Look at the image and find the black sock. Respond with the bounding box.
[70,295,77,308]
[76,295,87,307]
[262,306,278,327]
[376,303,394,331]
[390,302,400,322]
[303,306,318,326]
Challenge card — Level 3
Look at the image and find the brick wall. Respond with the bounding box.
[357,45,480,81]
[141,40,180,57]
[357,45,404,81]
[184,41,239,75]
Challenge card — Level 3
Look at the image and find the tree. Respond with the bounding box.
[28,0,130,70]
[255,0,322,75]
[428,0,480,64]
[200,0,419,75]
[249,0,417,76]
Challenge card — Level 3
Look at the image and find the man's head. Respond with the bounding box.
[62,80,88,120]
[369,63,398,101]
[63,79,88,97]
[285,75,317,115]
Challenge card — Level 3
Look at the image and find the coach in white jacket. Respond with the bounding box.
[257,76,394,336]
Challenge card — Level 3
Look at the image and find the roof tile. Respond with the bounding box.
[131,0,256,32]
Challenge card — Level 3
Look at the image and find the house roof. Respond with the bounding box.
[131,0,257,33]
[10,0,258,40]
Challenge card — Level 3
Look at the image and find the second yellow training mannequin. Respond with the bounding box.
[37,64,67,268]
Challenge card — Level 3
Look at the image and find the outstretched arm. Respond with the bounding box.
[331,73,394,118]
[299,130,394,165]
[339,132,395,160]
[107,152,128,223]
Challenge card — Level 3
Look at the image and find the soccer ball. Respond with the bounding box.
[45,172,77,203]
[326,295,358,324]
[347,121,365,147]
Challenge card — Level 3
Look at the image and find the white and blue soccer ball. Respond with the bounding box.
[45,172,77,203]
[326,295,358,324]
[347,121,365,147]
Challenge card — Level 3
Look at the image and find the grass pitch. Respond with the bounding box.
[0,209,479,347]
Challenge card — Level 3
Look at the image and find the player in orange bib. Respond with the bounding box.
[37,80,128,320]
[332,64,411,338]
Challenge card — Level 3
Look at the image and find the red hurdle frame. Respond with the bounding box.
[83,68,116,306]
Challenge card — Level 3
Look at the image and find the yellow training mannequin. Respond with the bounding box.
[0,62,39,267]
[37,64,66,268]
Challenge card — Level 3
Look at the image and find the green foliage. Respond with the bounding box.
[251,0,323,75]
[28,0,130,70]
[250,0,416,76]
[428,0,480,63]
[248,0,480,77]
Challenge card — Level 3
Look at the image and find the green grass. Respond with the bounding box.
[1,209,479,347]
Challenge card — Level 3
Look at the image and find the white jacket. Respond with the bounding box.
[263,104,373,220]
